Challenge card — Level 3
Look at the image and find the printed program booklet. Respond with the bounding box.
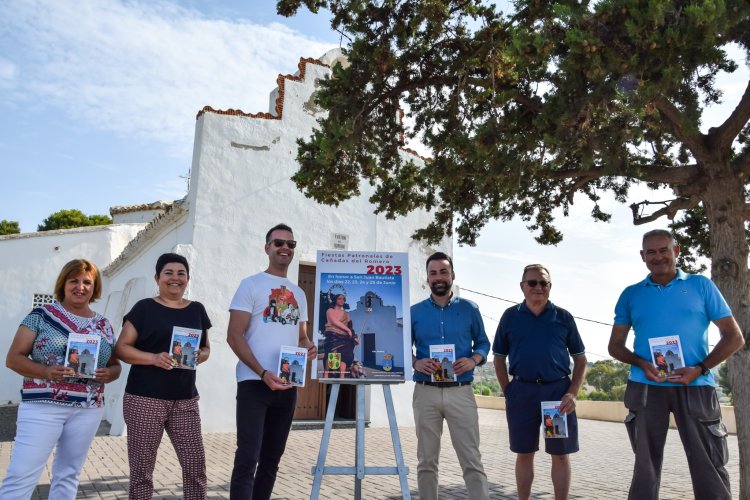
[64,333,101,378]
[648,335,685,378]
[278,345,307,387]
[541,401,568,439]
[429,344,456,382]
[170,326,202,370]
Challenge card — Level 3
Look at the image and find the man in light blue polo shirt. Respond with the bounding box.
[608,229,744,500]
[411,251,490,500]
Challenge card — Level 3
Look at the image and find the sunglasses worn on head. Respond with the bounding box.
[523,280,550,288]
[270,239,297,249]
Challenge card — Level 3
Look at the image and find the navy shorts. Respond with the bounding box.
[505,377,579,455]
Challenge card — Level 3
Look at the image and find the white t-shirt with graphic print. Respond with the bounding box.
[229,272,308,382]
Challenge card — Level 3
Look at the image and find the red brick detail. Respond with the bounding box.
[196,57,329,120]
[399,146,431,162]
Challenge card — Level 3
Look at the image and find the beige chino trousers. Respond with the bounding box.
[412,383,490,500]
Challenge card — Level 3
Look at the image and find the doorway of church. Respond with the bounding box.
[294,264,356,420]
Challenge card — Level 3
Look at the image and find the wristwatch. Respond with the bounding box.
[696,361,710,376]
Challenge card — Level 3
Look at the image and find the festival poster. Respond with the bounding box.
[541,401,568,439]
[278,345,307,387]
[313,250,410,382]
[64,333,100,378]
[169,326,202,370]
[429,344,456,382]
[648,335,685,379]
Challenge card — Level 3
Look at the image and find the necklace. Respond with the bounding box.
[155,295,186,308]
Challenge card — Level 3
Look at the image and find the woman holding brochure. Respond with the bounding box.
[0,259,120,500]
[115,253,212,500]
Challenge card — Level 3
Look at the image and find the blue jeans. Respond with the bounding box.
[229,381,297,500]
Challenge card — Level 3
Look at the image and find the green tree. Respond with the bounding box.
[0,220,21,235]
[611,383,627,402]
[278,1,750,493]
[587,390,612,402]
[719,361,734,405]
[37,209,112,231]
[586,360,630,395]
[87,214,113,226]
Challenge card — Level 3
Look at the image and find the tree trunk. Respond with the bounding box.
[703,176,750,499]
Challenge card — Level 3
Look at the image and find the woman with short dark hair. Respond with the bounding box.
[115,252,212,500]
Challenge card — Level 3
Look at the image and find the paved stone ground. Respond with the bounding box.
[0,408,740,499]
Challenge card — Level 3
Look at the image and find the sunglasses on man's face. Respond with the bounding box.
[522,280,550,288]
[270,239,297,249]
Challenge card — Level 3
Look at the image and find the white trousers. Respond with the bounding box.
[0,402,104,500]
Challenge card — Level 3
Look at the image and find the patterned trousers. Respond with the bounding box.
[123,393,207,500]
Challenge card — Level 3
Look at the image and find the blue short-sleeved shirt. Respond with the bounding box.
[493,301,585,381]
[613,269,732,387]
[411,294,490,383]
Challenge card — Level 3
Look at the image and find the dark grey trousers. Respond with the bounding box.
[623,381,730,500]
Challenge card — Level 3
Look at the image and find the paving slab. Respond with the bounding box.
[0,408,740,499]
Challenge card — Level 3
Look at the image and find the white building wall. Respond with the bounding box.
[0,224,144,404]
[99,216,196,432]
[179,51,448,430]
[112,210,165,224]
[5,50,449,433]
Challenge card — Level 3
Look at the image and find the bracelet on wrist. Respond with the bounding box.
[260,369,268,380]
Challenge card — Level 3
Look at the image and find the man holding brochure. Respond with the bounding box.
[493,263,587,500]
[226,223,316,500]
[608,229,744,500]
[411,251,491,500]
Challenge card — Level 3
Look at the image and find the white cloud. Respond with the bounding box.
[0,0,334,149]
[0,57,17,84]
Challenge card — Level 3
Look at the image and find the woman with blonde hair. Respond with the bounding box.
[0,259,120,499]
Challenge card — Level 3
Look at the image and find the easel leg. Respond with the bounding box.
[309,384,411,499]
[310,384,340,500]
[355,384,365,500]
[383,385,411,499]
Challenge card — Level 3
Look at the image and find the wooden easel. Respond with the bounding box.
[309,383,411,499]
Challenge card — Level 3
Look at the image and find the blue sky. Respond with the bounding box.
[1,0,747,361]
[0,0,338,231]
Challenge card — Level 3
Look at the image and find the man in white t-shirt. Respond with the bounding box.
[227,223,316,500]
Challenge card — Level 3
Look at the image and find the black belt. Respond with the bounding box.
[513,376,568,385]
[417,381,472,387]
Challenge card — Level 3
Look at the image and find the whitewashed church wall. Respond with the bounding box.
[182,56,449,430]
[112,209,165,224]
[99,217,196,434]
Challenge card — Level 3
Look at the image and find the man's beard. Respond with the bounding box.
[430,281,451,296]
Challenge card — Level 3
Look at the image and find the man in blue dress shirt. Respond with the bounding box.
[411,252,491,500]
[608,229,744,500]
[493,264,587,500]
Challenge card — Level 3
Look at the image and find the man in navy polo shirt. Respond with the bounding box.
[493,264,587,500]
[411,252,491,500]
[608,229,744,500]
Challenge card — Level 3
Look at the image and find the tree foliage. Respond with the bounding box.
[719,361,734,405]
[277,1,750,494]
[0,220,21,235]
[37,209,113,231]
[585,359,630,394]
[279,0,750,245]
